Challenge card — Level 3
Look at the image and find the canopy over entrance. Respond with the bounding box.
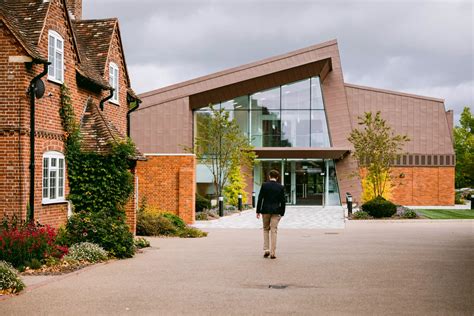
[254,147,350,160]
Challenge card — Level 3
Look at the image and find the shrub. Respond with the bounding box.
[66,211,134,259]
[0,261,25,294]
[178,227,208,238]
[402,209,418,219]
[162,213,186,229]
[361,196,397,218]
[455,192,465,205]
[0,217,68,268]
[196,194,211,212]
[134,237,150,249]
[195,212,208,220]
[351,211,372,219]
[137,209,177,236]
[65,242,108,263]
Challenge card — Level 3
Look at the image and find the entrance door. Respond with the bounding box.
[295,161,324,205]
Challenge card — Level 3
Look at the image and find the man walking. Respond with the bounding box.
[256,170,286,259]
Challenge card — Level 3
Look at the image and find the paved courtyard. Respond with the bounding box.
[1,221,473,315]
[193,206,345,229]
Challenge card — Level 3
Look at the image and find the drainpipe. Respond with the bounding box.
[99,88,114,111]
[28,62,49,222]
[126,98,141,137]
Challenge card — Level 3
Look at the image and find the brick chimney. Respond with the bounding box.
[66,0,82,20]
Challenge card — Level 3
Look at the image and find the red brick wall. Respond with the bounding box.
[390,167,454,206]
[0,0,135,229]
[136,155,196,224]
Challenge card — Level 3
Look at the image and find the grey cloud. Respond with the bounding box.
[83,0,473,123]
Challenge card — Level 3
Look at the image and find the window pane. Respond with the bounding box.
[51,158,57,167]
[281,79,310,110]
[58,159,64,198]
[250,108,281,147]
[281,110,310,147]
[311,77,324,110]
[221,96,249,111]
[56,38,63,50]
[250,87,280,111]
[48,36,55,75]
[56,52,63,82]
[43,158,49,198]
[227,110,249,138]
[50,170,56,199]
[310,110,331,147]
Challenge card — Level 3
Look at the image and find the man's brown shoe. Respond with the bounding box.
[263,251,270,258]
[270,255,276,259]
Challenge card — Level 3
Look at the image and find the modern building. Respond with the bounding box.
[0,0,140,230]
[132,39,455,208]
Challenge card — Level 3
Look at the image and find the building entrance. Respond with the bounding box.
[255,159,340,206]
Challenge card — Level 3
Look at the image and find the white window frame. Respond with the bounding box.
[42,151,66,204]
[109,62,119,104]
[47,30,64,84]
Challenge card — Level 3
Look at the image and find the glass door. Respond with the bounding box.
[295,161,324,205]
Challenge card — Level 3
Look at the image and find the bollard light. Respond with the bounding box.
[238,194,243,212]
[252,192,256,208]
[218,196,224,217]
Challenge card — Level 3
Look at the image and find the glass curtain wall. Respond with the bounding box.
[194,76,331,148]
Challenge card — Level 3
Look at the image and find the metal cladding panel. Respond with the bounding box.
[130,97,192,153]
[345,84,454,155]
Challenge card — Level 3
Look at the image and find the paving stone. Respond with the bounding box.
[193,206,345,229]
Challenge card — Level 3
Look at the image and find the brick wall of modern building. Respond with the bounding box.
[136,155,196,224]
[390,167,455,206]
[0,0,136,229]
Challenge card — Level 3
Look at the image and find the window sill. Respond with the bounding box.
[42,199,67,206]
[47,77,64,85]
[109,99,120,106]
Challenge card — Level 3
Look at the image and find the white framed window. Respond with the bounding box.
[109,62,119,104]
[42,151,66,204]
[47,30,64,83]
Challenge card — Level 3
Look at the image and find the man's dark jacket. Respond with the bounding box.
[256,180,286,216]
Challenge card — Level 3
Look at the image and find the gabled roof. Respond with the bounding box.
[73,18,116,76]
[80,100,144,159]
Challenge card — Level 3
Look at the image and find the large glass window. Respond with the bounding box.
[194,76,331,148]
[48,30,64,83]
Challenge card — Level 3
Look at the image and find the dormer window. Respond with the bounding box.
[47,30,64,83]
[109,62,119,104]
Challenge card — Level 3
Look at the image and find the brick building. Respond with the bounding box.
[132,39,455,209]
[0,0,140,230]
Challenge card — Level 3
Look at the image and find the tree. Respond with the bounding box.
[192,105,255,200]
[454,107,474,188]
[348,111,409,200]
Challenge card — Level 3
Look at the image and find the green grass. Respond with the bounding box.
[417,209,474,219]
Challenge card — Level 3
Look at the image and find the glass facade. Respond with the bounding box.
[194,76,331,148]
[194,76,340,205]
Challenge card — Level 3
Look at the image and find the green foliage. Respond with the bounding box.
[351,211,372,219]
[348,111,409,198]
[177,227,208,238]
[454,107,474,188]
[196,194,211,212]
[66,211,134,258]
[402,209,418,219]
[454,192,465,204]
[28,258,42,270]
[64,242,108,263]
[59,85,135,259]
[0,261,25,294]
[137,207,207,238]
[190,104,255,198]
[361,196,397,218]
[134,237,150,249]
[224,159,248,207]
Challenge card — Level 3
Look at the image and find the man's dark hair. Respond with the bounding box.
[269,169,280,180]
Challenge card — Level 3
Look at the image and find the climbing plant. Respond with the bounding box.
[59,85,135,258]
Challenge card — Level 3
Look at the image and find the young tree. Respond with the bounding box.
[192,105,255,200]
[454,107,474,188]
[348,111,409,200]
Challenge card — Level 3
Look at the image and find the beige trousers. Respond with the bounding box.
[262,214,281,256]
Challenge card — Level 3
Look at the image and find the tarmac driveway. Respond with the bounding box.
[1,220,473,315]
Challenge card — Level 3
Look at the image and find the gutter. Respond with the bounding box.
[126,96,141,137]
[99,88,114,111]
[28,62,49,222]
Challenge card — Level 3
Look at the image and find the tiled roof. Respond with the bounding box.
[80,100,144,159]
[73,18,116,76]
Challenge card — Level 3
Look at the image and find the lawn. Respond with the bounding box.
[417,209,474,219]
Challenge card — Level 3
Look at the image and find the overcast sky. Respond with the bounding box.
[83,0,473,123]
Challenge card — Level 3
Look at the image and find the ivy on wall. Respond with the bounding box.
[59,85,135,257]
